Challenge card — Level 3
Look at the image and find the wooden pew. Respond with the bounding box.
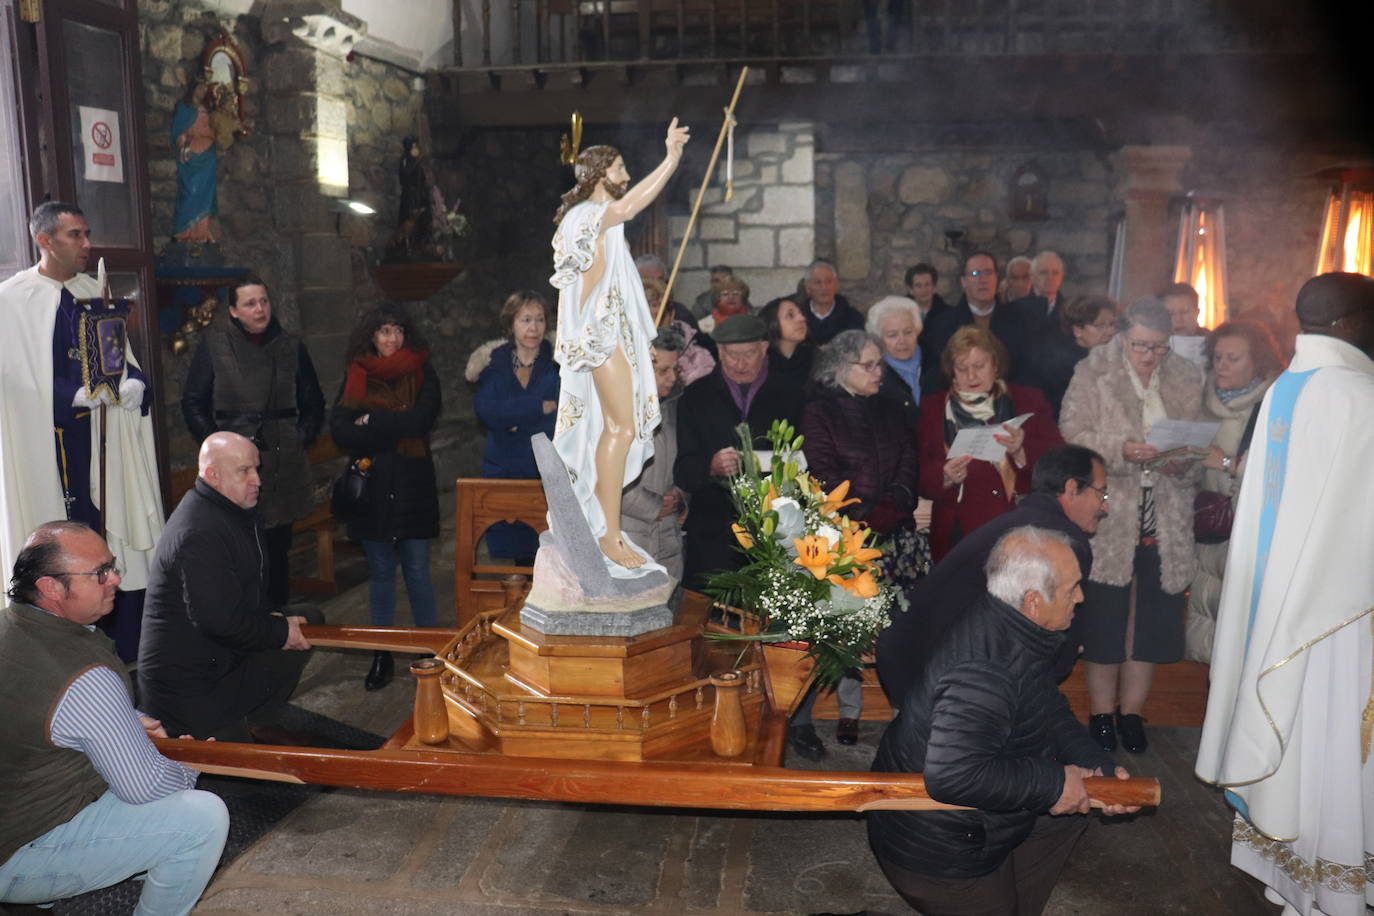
[453,478,549,627]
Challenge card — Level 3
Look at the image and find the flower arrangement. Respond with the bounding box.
[429,186,470,258]
[703,419,901,688]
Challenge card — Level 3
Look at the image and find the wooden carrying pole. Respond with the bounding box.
[655,66,749,327]
[156,739,1161,812]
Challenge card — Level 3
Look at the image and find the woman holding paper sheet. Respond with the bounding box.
[1060,297,1203,754]
[1184,319,1286,663]
[917,326,1061,563]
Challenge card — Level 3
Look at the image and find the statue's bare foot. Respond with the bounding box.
[599,534,646,569]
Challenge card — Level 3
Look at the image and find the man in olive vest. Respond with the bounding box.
[0,521,228,913]
[181,275,325,606]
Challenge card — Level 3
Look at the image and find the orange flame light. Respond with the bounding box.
[1173,196,1227,330]
[1314,169,1374,279]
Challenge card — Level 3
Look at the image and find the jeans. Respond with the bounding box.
[0,789,229,916]
[362,538,438,628]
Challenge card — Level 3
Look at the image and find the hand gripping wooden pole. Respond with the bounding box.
[655,66,749,327]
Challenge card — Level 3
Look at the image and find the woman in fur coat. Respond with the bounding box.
[1059,297,1203,755]
[1184,319,1286,663]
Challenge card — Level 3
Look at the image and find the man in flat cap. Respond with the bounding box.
[674,313,803,588]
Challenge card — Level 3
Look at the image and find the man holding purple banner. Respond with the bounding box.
[0,201,164,660]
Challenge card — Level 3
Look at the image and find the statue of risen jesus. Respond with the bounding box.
[550,119,690,571]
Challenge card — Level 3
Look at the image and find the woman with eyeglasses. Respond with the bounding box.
[804,330,923,587]
[917,326,1062,564]
[1185,319,1287,664]
[1035,294,1119,420]
[1060,297,1204,754]
[796,330,921,753]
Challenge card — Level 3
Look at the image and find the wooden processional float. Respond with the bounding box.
[156,588,1161,814]
[155,72,1158,814]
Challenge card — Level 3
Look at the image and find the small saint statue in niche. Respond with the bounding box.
[1010,162,1048,222]
[384,136,435,261]
[171,81,219,244]
[549,118,690,571]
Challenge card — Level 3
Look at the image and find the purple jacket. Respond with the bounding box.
[801,387,918,534]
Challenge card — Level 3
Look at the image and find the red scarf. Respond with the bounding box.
[711,300,749,325]
[343,347,428,402]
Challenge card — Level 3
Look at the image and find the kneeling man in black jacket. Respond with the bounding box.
[868,526,1137,916]
[139,432,321,740]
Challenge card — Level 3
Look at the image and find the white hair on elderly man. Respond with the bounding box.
[984,526,1075,607]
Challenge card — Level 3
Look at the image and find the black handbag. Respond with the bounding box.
[330,458,372,518]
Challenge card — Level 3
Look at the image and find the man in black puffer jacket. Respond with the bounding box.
[868,527,1135,915]
[139,432,321,740]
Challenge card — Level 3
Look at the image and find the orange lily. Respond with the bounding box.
[839,527,883,566]
[821,480,861,516]
[833,568,881,598]
[762,482,778,511]
[793,535,838,579]
[731,523,754,549]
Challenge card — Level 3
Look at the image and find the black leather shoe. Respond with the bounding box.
[365,651,394,691]
[788,724,826,761]
[1116,712,1148,753]
[836,718,860,745]
[1088,713,1116,752]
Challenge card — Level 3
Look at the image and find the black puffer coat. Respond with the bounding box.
[329,362,441,543]
[868,594,1114,878]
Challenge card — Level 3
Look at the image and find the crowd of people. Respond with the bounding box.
[469,244,1311,765]
[5,190,1372,916]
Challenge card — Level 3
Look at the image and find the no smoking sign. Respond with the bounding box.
[79,105,123,181]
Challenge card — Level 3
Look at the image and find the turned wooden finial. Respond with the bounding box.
[709,670,747,758]
[501,574,529,606]
[410,657,450,746]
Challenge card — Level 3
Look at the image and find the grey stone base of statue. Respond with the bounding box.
[522,435,676,637]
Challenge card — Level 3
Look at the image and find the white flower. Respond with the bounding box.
[771,497,806,542]
[815,524,841,550]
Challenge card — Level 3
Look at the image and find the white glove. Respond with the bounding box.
[72,387,113,409]
[117,377,145,411]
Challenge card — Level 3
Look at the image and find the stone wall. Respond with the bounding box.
[138,1,483,488]
[815,144,1114,310]
[669,122,817,307]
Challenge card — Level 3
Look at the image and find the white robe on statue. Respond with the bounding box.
[1195,333,1374,916]
[0,266,163,589]
[549,200,663,579]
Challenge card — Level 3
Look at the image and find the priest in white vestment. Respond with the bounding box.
[1195,272,1374,916]
[549,120,688,575]
[0,203,163,658]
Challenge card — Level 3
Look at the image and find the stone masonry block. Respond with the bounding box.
[707,227,774,268]
[265,93,317,134]
[781,144,814,185]
[747,131,789,159]
[299,234,352,288]
[698,185,760,216]
[264,48,318,93]
[898,166,954,205]
[316,97,348,139]
[778,227,815,267]
[698,217,736,241]
[764,186,814,223]
[834,162,871,281]
[297,289,352,334]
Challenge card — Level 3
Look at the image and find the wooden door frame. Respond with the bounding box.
[17,0,170,506]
